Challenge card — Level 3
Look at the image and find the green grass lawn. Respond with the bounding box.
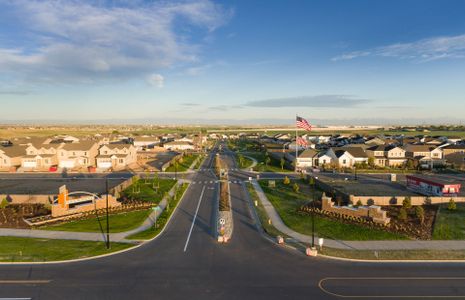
[245,151,293,173]
[0,237,132,262]
[432,204,465,240]
[121,179,176,203]
[259,181,408,241]
[236,154,254,169]
[166,154,199,172]
[40,209,152,233]
[127,183,189,240]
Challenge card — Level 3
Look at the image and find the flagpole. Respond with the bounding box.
[295,114,298,172]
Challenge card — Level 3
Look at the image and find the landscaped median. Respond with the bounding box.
[216,155,233,243]
[246,179,465,261]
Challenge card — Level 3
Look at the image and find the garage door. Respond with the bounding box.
[59,160,75,168]
[23,161,37,168]
[98,162,112,168]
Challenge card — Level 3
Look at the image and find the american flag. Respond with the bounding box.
[296,137,308,146]
[296,116,312,131]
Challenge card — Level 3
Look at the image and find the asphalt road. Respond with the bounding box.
[1,147,465,299]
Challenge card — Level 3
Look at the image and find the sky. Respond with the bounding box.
[1,0,465,125]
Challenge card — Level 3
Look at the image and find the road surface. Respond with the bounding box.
[1,146,465,299]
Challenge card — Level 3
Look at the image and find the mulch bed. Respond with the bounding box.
[0,204,50,229]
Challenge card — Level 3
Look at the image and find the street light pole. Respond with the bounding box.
[106,177,110,249]
[311,178,315,248]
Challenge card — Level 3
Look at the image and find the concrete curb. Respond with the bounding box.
[0,183,191,265]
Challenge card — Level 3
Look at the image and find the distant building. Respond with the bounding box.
[163,141,195,151]
[406,175,461,196]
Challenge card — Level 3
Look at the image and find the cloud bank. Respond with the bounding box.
[0,0,231,84]
[245,95,372,108]
[333,34,465,62]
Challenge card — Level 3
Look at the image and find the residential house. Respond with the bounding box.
[21,141,61,169]
[404,144,444,168]
[58,141,99,169]
[442,144,465,156]
[0,145,26,170]
[133,136,160,150]
[96,143,137,170]
[163,141,195,151]
[366,145,407,167]
[295,149,319,171]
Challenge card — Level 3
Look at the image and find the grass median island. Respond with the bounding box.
[432,203,465,240]
[236,153,254,169]
[40,209,152,233]
[166,154,199,172]
[0,237,132,262]
[127,183,189,240]
[258,180,407,241]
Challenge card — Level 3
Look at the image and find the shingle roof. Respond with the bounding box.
[298,149,318,158]
[0,145,26,157]
[62,140,97,151]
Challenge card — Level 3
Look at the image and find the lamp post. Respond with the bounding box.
[105,177,110,249]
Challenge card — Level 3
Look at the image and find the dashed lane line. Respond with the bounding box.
[183,185,206,252]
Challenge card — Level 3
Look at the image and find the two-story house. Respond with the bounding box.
[58,141,99,169]
[0,145,26,170]
[21,142,61,169]
[96,143,137,170]
[367,145,407,167]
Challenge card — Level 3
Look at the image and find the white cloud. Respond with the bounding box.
[0,0,231,84]
[332,34,465,62]
[147,73,164,88]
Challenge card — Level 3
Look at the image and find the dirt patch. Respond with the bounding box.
[0,204,50,229]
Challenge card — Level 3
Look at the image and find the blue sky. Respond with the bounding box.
[1,0,465,125]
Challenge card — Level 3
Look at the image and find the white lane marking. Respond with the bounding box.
[0,298,32,300]
[0,280,50,284]
[183,185,206,252]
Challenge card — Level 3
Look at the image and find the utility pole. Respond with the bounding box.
[106,178,110,249]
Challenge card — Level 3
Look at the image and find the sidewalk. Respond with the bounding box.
[0,180,189,244]
[251,180,465,251]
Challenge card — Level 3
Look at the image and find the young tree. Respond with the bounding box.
[356,200,363,207]
[265,156,271,167]
[280,157,285,170]
[367,157,375,168]
[448,198,457,211]
[238,154,244,167]
[406,159,414,170]
[293,183,300,193]
[415,206,425,225]
[402,196,412,209]
[283,176,290,185]
[399,207,408,221]
[0,198,8,209]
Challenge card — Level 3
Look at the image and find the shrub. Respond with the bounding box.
[293,183,300,193]
[283,176,290,185]
[415,206,425,225]
[0,198,8,209]
[356,200,363,207]
[402,196,412,209]
[399,207,408,221]
[448,198,457,211]
[367,199,375,206]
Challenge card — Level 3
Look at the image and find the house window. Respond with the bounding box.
[84,152,87,156]
[119,159,124,164]
[342,159,347,164]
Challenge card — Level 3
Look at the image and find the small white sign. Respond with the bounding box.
[219,218,226,225]
[318,238,324,247]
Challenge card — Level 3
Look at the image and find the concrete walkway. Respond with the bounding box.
[0,180,188,244]
[251,180,465,251]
